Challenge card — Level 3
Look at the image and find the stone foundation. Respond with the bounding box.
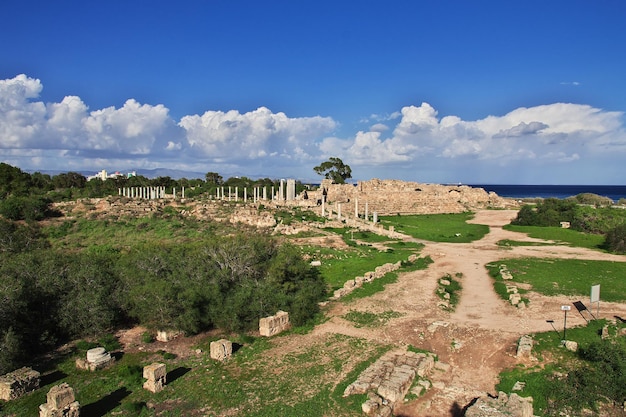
[0,367,40,401]
[156,330,181,342]
[343,349,437,416]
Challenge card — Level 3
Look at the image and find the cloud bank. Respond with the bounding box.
[1,74,625,183]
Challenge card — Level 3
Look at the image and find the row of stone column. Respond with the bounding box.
[215,181,296,203]
[321,197,378,223]
[118,186,186,199]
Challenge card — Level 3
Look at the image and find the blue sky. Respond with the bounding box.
[1,1,626,184]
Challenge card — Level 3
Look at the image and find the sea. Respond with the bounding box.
[469,184,626,202]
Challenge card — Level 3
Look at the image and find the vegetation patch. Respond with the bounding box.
[379,212,489,242]
[503,225,606,250]
[486,258,626,302]
[436,273,463,311]
[497,320,626,416]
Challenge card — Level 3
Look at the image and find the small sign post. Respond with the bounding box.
[590,284,601,319]
[561,305,571,340]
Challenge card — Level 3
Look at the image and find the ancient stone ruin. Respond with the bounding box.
[143,363,167,393]
[516,335,533,358]
[343,349,437,417]
[39,383,80,417]
[156,330,181,342]
[210,339,233,361]
[75,347,115,371]
[0,367,40,401]
[464,391,534,417]
[259,311,290,337]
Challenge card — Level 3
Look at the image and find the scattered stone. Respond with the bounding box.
[562,340,578,352]
[464,392,534,417]
[602,325,609,339]
[427,321,449,333]
[39,383,80,417]
[143,363,167,393]
[516,335,533,358]
[0,367,40,401]
[512,381,526,391]
[259,310,290,337]
[310,260,322,267]
[156,330,181,342]
[210,339,233,361]
[439,278,451,286]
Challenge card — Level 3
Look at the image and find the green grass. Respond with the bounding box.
[503,225,606,250]
[300,243,422,291]
[3,334,390,417]
[379,212,489,242]
[496,320,626,416]
[437,273,463,311]
[486,258,626,302]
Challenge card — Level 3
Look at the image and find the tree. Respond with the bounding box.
[313,157,352,184]
[205,172,224,185]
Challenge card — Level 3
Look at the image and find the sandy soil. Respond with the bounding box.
[117,209,626,416]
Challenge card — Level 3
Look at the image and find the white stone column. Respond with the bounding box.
[263,186,267,200]
[244,188,247,202]
[365,202,369,221]
[235,187,238,202]
[373,212,378,224]
[338,203,342,220]
[321,195,325,217]
[182,186,185,199]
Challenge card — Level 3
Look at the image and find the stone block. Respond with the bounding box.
[143,363,166,393]
[259,310,290,337]
[46,383,76,410]
[210,339,233,361]
[516,335,533,358]
[0,367,41,401]
[156,330,181,342]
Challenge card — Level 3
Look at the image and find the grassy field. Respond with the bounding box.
[379,212,489,242]
[1,333,388,417]
[299,237,424,291]
[487,258,626,302]
[502,225,606,250]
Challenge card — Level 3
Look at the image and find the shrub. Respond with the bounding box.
[604,224,626,254]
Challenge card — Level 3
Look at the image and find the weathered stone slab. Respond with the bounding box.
[0,367,40,401]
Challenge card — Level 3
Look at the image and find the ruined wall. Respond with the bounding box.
[312,179,514,216]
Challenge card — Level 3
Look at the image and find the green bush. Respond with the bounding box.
[603,224,626,254]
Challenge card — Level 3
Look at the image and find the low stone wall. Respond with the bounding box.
[0,367,40,401]
[259,311,290,337]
